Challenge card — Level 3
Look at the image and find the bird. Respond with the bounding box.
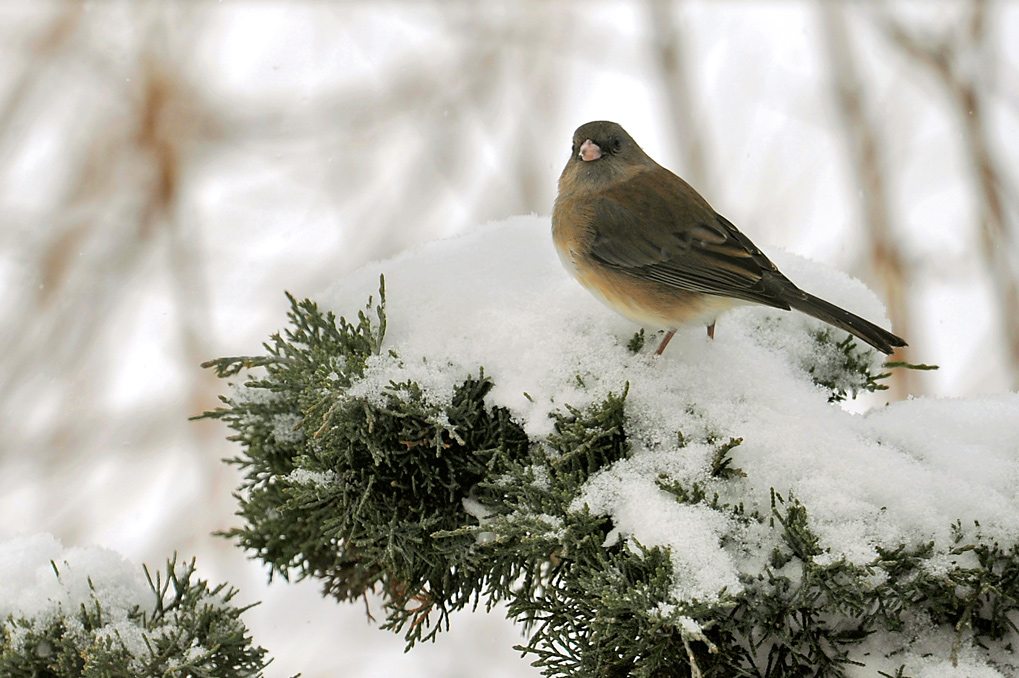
[552,120,907,357]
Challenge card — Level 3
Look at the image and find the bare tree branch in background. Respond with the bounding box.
[647,0,710,194]
[821,4,914,398]
[0,4,231,547]
[507,5,568,214]
[878,1,1019,390]
[0,6,83,145]
[0,2,574,552]
[296,4,569,268]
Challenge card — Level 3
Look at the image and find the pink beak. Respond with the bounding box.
[579,139,602,162]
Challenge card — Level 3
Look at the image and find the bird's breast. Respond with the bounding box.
[551,194,592,271]
[552,196,738,329]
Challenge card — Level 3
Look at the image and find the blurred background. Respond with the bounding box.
[1,2,1016,676]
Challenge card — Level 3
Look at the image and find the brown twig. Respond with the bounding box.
[821,4,913,398]
[647,0,710,193]
[878,1,1019,389]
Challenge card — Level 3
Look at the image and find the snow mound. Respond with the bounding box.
[325,215,1019,672]
[327,215,1019,561]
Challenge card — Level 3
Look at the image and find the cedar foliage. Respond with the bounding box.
[199,279,1018,677]
[0,555,274,678]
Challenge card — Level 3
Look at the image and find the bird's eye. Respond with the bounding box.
[610,137,622,153]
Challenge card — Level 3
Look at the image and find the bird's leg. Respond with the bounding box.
[706,321,716,340]
[653,329,677,356]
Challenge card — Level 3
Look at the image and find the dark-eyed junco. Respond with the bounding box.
[552,120,907,356]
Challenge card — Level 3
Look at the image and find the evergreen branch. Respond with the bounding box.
[0,554,278,678]
[199,283,1019,677]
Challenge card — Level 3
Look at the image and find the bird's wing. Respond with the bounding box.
[585,170,793,310]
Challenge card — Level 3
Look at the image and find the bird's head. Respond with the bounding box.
[558,121,654,194]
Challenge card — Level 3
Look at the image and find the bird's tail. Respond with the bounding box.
[788,292,907,355]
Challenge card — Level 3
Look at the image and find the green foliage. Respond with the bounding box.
[199,278,531,644]
[515,541,705,678]
[0,555,273,678]
[707,496,1019,678]
[709,437,746,480]
[627,329,646,354]
[201,285,1015,677]
[804,330,938,402]
[874,524,1019,654]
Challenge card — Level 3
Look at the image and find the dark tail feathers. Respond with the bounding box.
[788,292,907,354]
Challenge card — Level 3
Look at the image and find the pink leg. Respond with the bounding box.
[707,321,716,340]
[653,329,677,356]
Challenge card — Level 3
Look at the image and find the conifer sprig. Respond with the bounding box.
[200,284,1015,677]
[0,554,275,678]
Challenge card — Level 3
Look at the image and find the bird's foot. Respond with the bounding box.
[653,329,677,357]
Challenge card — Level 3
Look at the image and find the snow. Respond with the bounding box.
[571,441,742,602]
[271,412,306,444]
[903,653,1009,678]
[0,533,153,659]
[288,468,336,486]
[325,215,1019,671]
